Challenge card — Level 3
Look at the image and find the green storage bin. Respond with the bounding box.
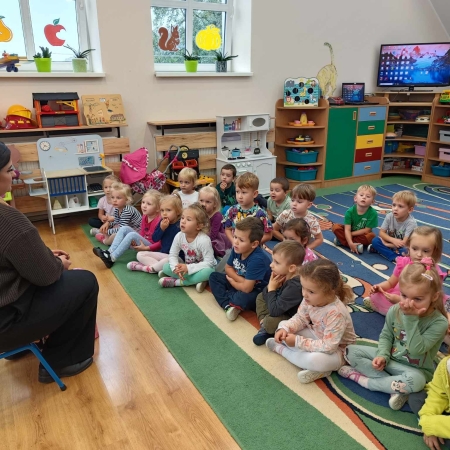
[285,150,318,164]
[285,167,318,181]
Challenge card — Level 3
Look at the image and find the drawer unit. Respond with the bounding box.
[353,160,381,177]
[357,120,385,136]
[356,134,384,149]
[355,147,382,163]
[358,106,387,122]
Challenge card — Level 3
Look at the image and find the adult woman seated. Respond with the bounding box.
[0,142,98,383]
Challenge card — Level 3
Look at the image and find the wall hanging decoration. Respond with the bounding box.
[44,19,65,46]
[284,77,320,107]
[158,25,180,52]
[81,94,127,126]
[316,42,338,99]
[0,16,13,42]
[195,25,221,51]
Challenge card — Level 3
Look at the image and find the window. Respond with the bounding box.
[151,0,234,71]
[1,0,89,63]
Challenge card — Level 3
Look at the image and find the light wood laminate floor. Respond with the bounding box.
[0,214,239,450]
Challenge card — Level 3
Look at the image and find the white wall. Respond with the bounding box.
[1,0,448,167]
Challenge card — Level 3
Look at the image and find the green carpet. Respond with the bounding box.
[84,226,363,450]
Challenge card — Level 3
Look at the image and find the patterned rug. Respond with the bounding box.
[83,182,450,450]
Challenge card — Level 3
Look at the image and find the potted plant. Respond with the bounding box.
[33,46,52,72]
[213,50,238,73]
[63,44,95,72]
[182,50,200,73]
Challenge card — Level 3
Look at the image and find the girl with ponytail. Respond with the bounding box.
[266,259,357,384]
[339,259,449,411]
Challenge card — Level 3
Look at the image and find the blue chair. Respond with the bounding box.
[0,343,66,391]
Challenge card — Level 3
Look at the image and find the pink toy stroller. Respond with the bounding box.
[120,145,180,195]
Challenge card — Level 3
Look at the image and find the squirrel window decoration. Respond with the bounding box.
[158,25,180,52]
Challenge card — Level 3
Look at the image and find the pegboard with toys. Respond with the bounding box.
[284,77,320,107]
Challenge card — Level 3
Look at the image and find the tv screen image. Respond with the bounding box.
[377,43,450,88]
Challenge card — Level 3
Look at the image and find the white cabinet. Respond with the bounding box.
[215,113,276,196]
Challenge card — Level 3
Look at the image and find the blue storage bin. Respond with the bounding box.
[384,141,399,154]
[431,164,450,177]
[285,167,318,181]
[48,176,86,196]
[285,149,318,164]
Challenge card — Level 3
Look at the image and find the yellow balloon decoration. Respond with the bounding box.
[0,16,13,43]
[195,25,221,51]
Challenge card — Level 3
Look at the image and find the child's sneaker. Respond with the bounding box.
[297,369,332,384]
[95,233,105,244]
[356,244,363,254]
[196,281,208,293]
[253,328,274,346]
[225,305,241,321]
[363,297,373,310]
[367,244,376,253]
[90,228,100,236]
[92,247,114,268]
[159,277,178,288]
[265,337,277,352]
[127,261,145,271]
[333,237,340,246]
[389,393,409,410]
[158,270,165,278]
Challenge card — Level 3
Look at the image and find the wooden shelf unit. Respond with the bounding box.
[422,96,450,186]
[274,98,329,189]
[376,91,439,179]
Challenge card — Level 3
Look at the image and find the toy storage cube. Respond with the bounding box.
[431,165,450,177]
[285,167,317,181]
[439,130,450,143]
[384,141,399,154]
[285,150,318,164]
[414,145,426,156]
[439,148,450,162]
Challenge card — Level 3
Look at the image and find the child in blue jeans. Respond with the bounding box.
[209,217,272,321]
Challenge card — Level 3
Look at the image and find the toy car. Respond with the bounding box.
[440,90,450,104]
[0,52,19,72]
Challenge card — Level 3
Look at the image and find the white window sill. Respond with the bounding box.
[0,71,105,78]
[155,71,253,78]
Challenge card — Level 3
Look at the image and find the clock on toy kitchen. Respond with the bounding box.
[215,114,276,196]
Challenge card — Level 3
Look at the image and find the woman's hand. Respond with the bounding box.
[52,249,69,258]
[275,328,288,343]
[58,255,71,270]
[424,434,445,450]
[372,356,386,371]
[399,297,427,316]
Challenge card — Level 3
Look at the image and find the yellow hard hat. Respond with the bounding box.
[7,104,32,119]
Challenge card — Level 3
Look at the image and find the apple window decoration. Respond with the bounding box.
[63,44,95,73]
[44,19,66,47]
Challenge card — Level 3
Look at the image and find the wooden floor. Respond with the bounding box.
[0,214,239,450]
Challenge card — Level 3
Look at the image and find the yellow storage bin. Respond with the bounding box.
[356,134,384,149]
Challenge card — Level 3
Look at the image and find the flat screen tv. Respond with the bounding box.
[377,42,450,90]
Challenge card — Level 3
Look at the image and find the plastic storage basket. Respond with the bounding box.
[384,141,399,154]
[439,148,450,162]
[285,167,318,181]
[414,145,426,156]
[431,165,450,177]
[48,176,86,196]
[285,150,318,164]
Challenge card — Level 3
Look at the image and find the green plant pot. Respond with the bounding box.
[72,58,87,72]
[185,60,198,73]
[34,58,51,72]
[216,61,227,72]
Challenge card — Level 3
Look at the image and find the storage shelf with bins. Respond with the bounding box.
[274,98,329,188]
[376,91,438,178]
[422,97,450,186]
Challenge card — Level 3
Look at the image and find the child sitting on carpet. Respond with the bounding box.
[282,218,318,264]
[159,203,216,292]
[339,262,448,411]
[92,189,162,268]
[209,217,272,321]
[368,190,417,262]
[364,226,448,316]
[266,259,356,384]
[253,241,305,346]
[174,167,199,208]
[198,186,231,258]
[216,163,237,214]
[267,177,291,223]
[331,184,377,254]
[88,174,119,229]
[127,194,181,273]
[272,183,323,250]
[91,182,142,245]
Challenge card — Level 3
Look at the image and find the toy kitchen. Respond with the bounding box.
[216,114,276,195]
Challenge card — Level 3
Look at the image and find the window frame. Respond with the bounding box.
[151,0,234,72]
[17,0,89,63]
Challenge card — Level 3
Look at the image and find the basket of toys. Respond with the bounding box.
[384,141,399,154]
[285,166,317,181]
[285,149,318,164]
[431,163,450,177]
[383,159,394,171]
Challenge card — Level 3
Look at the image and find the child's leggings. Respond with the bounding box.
[345,344,427,394]
[109,226,150,260]
[275,328,343,372]
[161,263,214,286]
[136,251,169,272]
